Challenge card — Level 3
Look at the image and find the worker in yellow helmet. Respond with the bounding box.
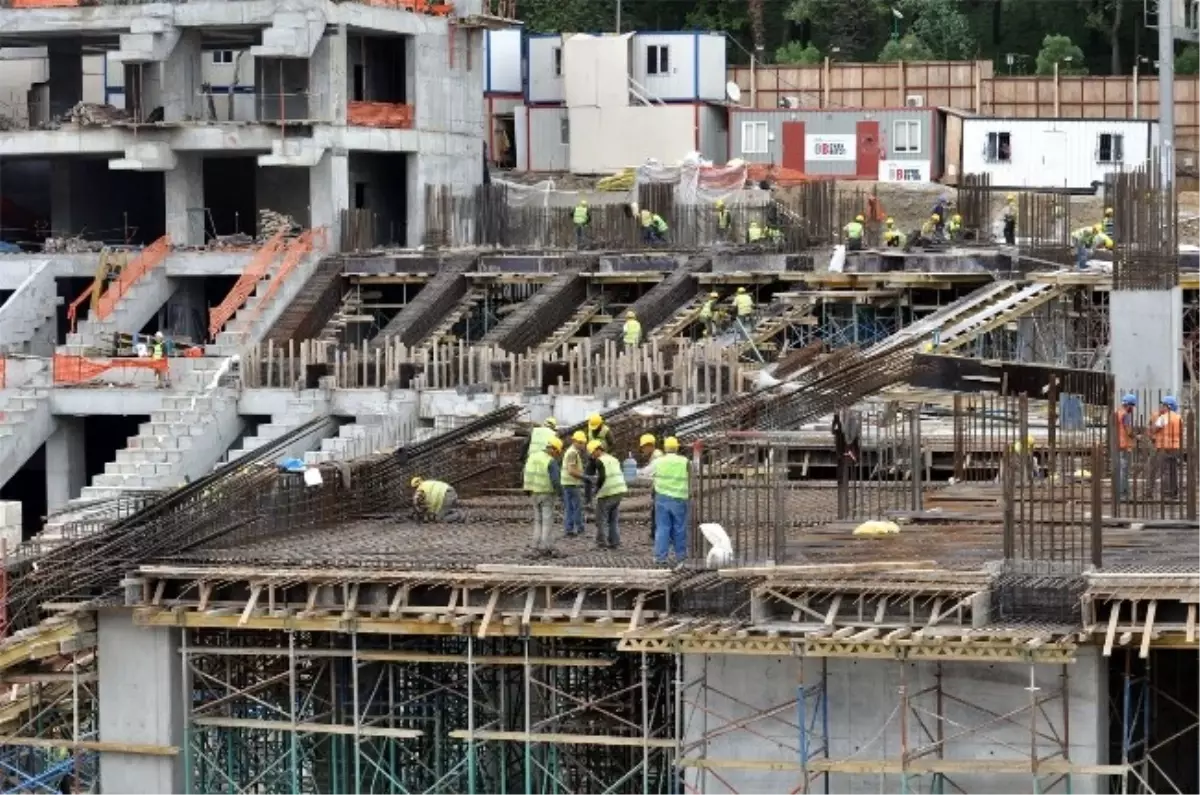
[699,291,719,338]
[947,213,962,241]
[588,438,628,550]
[560,431,589,537]
[732,286,754,327]
[883,217,907,249]
[524,416,558,462]
[1102,206,1115,238]
[1003,193,1017,244]
[572,198,590,249]
[524,435,563,558]
[584,414,615,504]
[639,433,664,542]
[714,199,732,240]
[843,214,865,251]
[921,213,941,244]
[623,310,642,350]
[652,437,691,565]
[411,475,463,522]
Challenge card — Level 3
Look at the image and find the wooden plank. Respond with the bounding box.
[238,585,262,627]
[0,736,177,756]
[191,717,423,739]
[448,730,674,748]
[1188,605,1197,644]
[1103,601,1122,657]
[1139,600,1157,659]
[477,588,500,639]
[521,587,536,627]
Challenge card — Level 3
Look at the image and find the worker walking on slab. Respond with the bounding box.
[1071,223,1103,270]
[1115,394,1138,500]
[714,199,733,241]
[843,214,865,251]
[623,310,642,350]
[410,476,463,523]
[1102,206,1115,239]
[640,208,668,244]
[638,433,663,542]
[523,417,558,462]
[1002,194,1017,245]
[561,431,588,537]
[732,287,754,329]
[525,435,563,558]
[572,198,591,249]
[653,437,690,566]
[588,439,627,550]
[1151,396,1182,500]
[699,292,719,338]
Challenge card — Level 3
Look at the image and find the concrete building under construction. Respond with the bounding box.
[0,12,1195,788]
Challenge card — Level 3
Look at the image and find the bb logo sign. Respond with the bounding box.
[807,135,857,162]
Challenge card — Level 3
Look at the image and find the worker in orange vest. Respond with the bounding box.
[1114,393,1138,500]
[1150,395,1182,499]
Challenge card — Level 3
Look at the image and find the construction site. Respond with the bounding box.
[0,5,1193,782]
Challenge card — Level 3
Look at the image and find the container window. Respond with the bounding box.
[212,50,233,64]
[985,131,1011,162]
[553,47,562,77]
[646,44,670,76]
[1097,133,1124,163]
[894,120,922,154]
[560,117,569,145]
[741,121,768,154]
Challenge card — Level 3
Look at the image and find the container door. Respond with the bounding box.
[855,120,881,179]
[781,121,805,172]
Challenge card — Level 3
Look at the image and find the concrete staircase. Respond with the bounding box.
[0,261,59,356]
[108,14,181,63]
[0,391,55,491]
[222,390,332,465]
[210,235,324,357]
[304,413,409,465]
[67,269,176,350]
[251,9,326,59]
[412,289,485,352]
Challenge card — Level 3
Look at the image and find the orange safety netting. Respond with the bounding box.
[11,0,79,7]
[0,358,6,390]
[95,236,171,320]
[744,164,833,187]
[53,355,167,385]
[209,232,286,338]
[360,0,453,13]
[347,101,414,129]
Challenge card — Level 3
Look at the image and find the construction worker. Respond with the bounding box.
[1114,393,1138,500]
[523,417,558,462]
[623,310,642,350]
[588,439,627,549]
[843,214,865,251]
[1009,434,1043,483]
[947,213,962,241]
[524,435,563,558]
[932,195,950,235]
[584,414,615,504]
[714,199,733,240]
[883,218,901,248]
[572,198,590,249]
[747,220,764,244]
[640,208,668,244]
[653,437,690,565]
[920,214,942,245]
[1071,223,1102,270]
[1002,193,1017,245]
[151,330,165,360]
[699,292,718,338]
[732,287,754,327]
[638,433,663,541]
[561,431,588,537]
[1151,396,1182,499]
[1102,206,1115,238]
[410,476,463,522]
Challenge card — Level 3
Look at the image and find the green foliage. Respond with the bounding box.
[878,33,935,62]
[1177,44,1200,76]
[1035,34,1089,75]
[775,41,823,65]
[785,0,891,61]
[900,0,976,60]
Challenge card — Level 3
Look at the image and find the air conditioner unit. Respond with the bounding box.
[905,94,924,107]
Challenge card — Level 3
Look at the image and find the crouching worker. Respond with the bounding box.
[411,476,464,522]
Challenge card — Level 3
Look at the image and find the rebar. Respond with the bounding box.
[1110,157,1179,291]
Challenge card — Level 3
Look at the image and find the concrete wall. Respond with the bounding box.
[1110,288,1183,395]
[684,651,1109,794]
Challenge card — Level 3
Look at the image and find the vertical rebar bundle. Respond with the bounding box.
[1017,191,1072,269]
[1110,158,1179,291]
[955,173,991,238]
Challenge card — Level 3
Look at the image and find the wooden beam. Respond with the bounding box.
[448,729,674,748]
[1103,601,1122,657]
[191,717,423,739]
[477,588,500,639]
[521,588,536,627]
[239,585,263,627]
[1139,601,1157,659]
[571,589,587,623]
[0,736,177,756]
[823,596,842,626]
[628,593,646,633]
[1187,605,1196,644]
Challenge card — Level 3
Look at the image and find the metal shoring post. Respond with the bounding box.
[673,651,683,795]
[641,651,650,795]
[387,636,396,795]
[1120,650,1131,795]
[71,650,80,793]
[523,636,532,795]
[1140,654,1150,793]
[289,631,300,795]
[181,629,193,795]
[899,659,910,795]
[1029,662,1040,795]
[932,662,945,795]
[467,634,477,795]
[797,656,809,795]
[910,407,922,512]
[1061,664,1072,795]
[352,631,362,795]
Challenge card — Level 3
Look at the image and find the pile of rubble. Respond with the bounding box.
[57,102,132,127]
[258,209,299,238]
[43,236,105,253]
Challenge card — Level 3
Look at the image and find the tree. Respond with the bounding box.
[776,41,823,64]
[878,33,936,62]
[786,0,890,61]
[1081,0,1125,75]
[1177,44,1200,76]
[1035,34,1088,75]
[901,0,976,60]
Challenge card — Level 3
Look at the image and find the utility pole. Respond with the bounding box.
[1157,0,1175,183]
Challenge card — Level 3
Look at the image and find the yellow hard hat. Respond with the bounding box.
[931,213,940,221]
[855,214,864,222]
[715,199,725,208]
[626,310,636,318]
[580,199,588,206]
[664,436,680,451]
[639,434,656,447]
[545,417,557,428]
[709,292,719,299]
[1104,237,1113,249]
[737,286,746,293]
[586,440,603,455]
[1006,193,1016,201]
[1105,207,1113,215]
[548,436,563,452]
[1094,223,1102,232]
[411,476,423,488]
[886,217,894,225]
[952,214,961,222]
[571,430,587,443]
[588,413,603,428]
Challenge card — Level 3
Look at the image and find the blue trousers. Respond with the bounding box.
[1075,240,1089,269]
[562,486,584,535]
[654,494,688,562]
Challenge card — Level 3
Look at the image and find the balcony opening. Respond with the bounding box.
[346,34,412,129]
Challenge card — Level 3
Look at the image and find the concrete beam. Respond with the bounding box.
[109,141,178,171]
[257,137,326,168]
[51,388,166,417]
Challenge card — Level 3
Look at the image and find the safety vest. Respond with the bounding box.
[1103,218,1114,236]
[921,220,938,237]
[652,214,668,232]
[1072,227,1095,247]
[1114,409,1134,451]
[523,450,555,494]
[623,319,642,345]
[844,221,863,240]
[699,300,714,320]
[529,425,555,455]
[1154,410,1182,450]
[152,341,164,360]
[588,424,611,444]
[561,445,585,486]
[653,452,690,500]
[716,208,731,229]
[573,204,589,225]
[417,480,450,513]
[747,224,763,242]
[884,228,899,244]
[596,454,628,499]
[1003,203,1016,220]
[947,220,961,235]
[734,293,753,317]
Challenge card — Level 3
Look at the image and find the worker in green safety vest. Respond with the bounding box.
[652,437,690,565]
[714,199,732,241]
[572,199,590,249]
[588,440,627,550]
[525,436,563,558]
[523,417,558,462]
[844,214,865,251]
[411,476,464,522]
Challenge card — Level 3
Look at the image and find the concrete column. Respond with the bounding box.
[50,160,74,237]
[47,40,82,117]
[1111,288,1183,393]
[164,153,204,246]
[309,150,348,250]
[0,500,21,551]
[45,418,86,514]
[308,23,347,123]
[97,609,184,793]
[160,29,202,122]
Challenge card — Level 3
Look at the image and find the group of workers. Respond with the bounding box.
[1070,207,1117,269]
[618,287,756,348]
[1114,393,1184,499]
[572,198,791,249]
[843,212,964,252]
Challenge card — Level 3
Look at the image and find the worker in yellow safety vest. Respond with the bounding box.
[561,431,588,537]
[623,310,642,349]
[638,433,663,541]
[411,476,463,522]
[699,292,719,337]
[947,214,962,241]
[524,435,563,558]
[732,287,754,327]
[572,199,590,249]
[1002,193,1017,244]
[843,214,865,251]
[523,417,558,462]
[640,209,668,244]
[652,437,690,565]
[1102,206,1115,238]
[747,220,764,243]
[714,199,732,240]
[589,439,627,550]
[883,217,907,249]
